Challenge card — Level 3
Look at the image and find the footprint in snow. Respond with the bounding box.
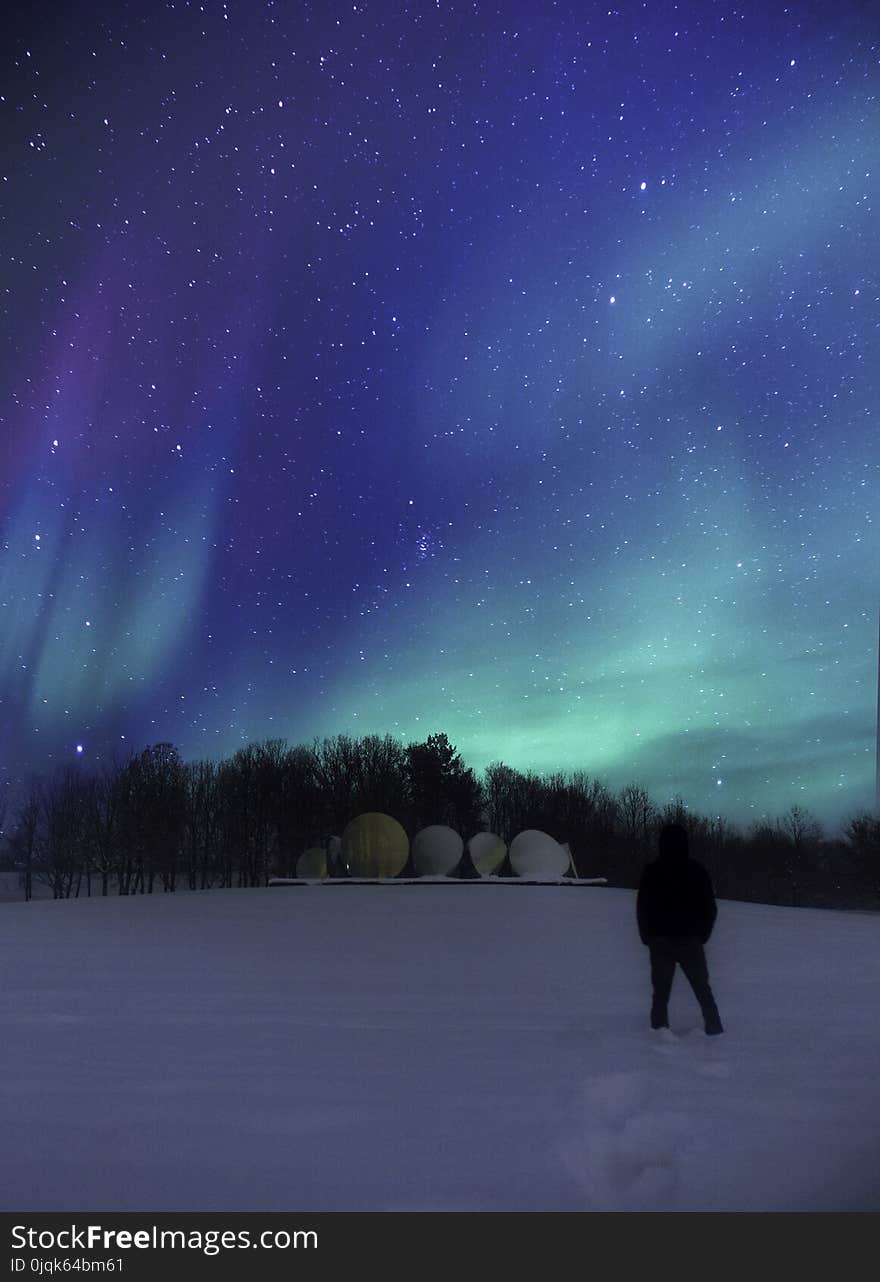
[560,1072,680,1210]
[651,1028,733,1078]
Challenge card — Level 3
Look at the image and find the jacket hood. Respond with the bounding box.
[657,823,689,864]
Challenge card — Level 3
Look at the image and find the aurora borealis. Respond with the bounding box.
[2,0,878,828]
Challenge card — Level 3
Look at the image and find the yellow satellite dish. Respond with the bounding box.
[296,847,327,879]
[342,813,409,879]
[467,831,507,876]
[412,825,463,877]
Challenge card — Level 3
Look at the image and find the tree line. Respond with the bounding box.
[1,731,878,908]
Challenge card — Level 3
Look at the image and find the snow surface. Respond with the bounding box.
[0,885,877,1211]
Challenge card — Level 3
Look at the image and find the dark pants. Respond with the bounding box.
[648,937,723,1034]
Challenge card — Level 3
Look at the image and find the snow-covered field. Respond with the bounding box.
[0,884,877,1211]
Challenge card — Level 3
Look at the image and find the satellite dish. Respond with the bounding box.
[412,825,463,877]
[467,831,507,876]
[509,829,569,880]
[342,813,409,879]
[296,847,327,879]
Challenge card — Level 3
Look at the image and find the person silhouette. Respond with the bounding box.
[636,823,723,1035]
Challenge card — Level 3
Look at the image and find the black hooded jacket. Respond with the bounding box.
[636,827,717,945]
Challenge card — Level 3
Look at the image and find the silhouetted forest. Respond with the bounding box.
[1,732,878,908]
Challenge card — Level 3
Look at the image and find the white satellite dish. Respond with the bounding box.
[412,825,463,877]
[467,831,507,876]
[509,829,570,880]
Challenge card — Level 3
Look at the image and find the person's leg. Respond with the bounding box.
[677,941,723,1034]
[648,939,676,1028]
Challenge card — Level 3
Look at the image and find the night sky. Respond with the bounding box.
[2,0,878,828]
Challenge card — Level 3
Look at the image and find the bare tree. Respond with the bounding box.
[550,772,617,877]
[115,745,185,893]
[37,769,91,898]
[617,783,656,884]
[776,805,823,907]
[482,762,520,843]
[9,787,41,901]
[86,765,123,896]
[844,812,880,901]
[182,759,222,890]
[310,735,362,832]
[277,745,321,875]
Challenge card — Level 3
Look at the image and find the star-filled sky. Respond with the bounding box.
[2,0,878,828]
